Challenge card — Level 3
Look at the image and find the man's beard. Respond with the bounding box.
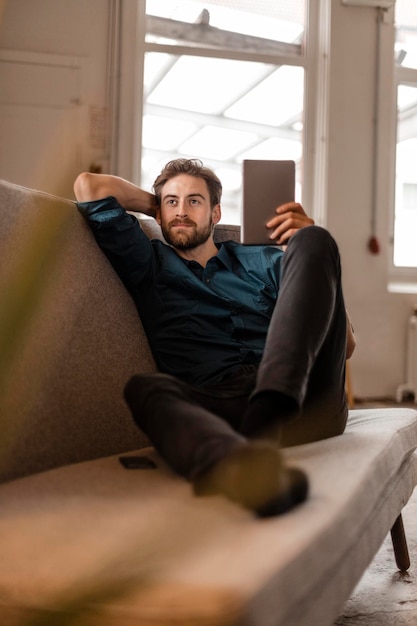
[161,218,214,250]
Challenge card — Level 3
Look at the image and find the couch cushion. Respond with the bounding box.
[0,407,416,626]
[0,180,157,482]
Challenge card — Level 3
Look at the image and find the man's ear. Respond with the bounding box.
[212,204,221,225]
[155,207,162,225]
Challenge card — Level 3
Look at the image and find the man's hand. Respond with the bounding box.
[266,202,314,246]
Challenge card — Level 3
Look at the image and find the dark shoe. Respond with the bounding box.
[193,442,308,517]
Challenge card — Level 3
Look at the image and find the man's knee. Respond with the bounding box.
[290,225,335,246]
[125,372,185,403]
[288,226,339,262]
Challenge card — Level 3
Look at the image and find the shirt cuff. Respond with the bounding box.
[77,196,126,222]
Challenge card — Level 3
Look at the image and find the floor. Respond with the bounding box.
[334,399,417,626]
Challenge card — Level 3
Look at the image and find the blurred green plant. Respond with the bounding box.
[0,204,71,396]
[0,190,242,626]
[0,199,163,626]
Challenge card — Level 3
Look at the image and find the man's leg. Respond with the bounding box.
[241,226,348,445]
[124,372,308,516]
[124,373,246,479]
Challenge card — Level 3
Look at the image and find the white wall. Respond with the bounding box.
[0,0,114,185]
[0,0,109,98]
[326,0,416,398]
[0,0,415,399]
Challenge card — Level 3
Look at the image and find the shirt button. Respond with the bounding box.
[205,278,210,283]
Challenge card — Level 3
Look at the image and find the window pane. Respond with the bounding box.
[395,0,417,70]
[146,56,274,115]
[143,1,306,225]
[225,65,304,126]
[146,0,305,47]
[393,85,417,267]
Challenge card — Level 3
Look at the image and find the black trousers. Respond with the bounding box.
[125,226,348,481]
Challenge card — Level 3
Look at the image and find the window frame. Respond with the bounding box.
[115,0,329,226]
[388,64,417,292]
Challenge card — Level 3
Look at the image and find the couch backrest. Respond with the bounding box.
[138,213,241,244]
[0,180,240,482]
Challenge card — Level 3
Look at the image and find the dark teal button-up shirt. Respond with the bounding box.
[77,196,284,387]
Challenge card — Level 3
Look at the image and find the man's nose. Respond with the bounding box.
[176,200,188,216]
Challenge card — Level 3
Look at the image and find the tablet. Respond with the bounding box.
[240,159,296,245]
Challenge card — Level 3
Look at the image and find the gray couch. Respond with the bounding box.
[1,178,417,626]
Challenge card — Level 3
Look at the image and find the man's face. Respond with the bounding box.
[156,174,221,250]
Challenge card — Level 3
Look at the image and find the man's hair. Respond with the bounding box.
[152,158,222,209]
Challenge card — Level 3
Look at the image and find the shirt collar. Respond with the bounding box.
[180,242,235,272]
[215,242,235,271]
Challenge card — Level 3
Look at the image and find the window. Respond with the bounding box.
[392,0,417,269]
[141,0,307,224]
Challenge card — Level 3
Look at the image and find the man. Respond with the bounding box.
[74,158,355,518]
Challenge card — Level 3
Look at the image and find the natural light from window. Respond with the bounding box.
[393,0,417,268]
[142,0,306,224]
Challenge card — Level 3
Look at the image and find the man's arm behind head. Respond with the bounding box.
[74,172,157,217]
